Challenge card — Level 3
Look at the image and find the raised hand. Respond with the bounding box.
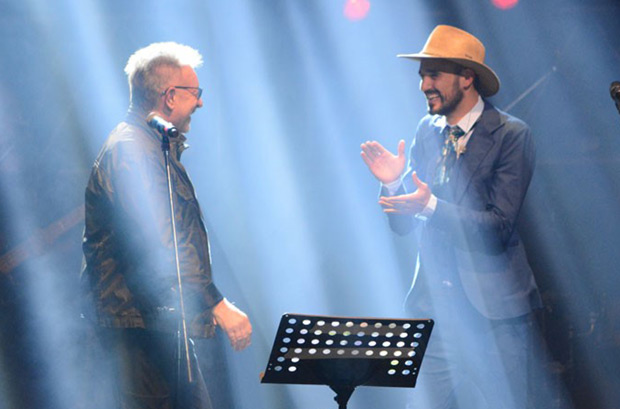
[360,140,407,184]
[378,172,431,214]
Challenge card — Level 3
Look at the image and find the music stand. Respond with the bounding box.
[261,313,434,409]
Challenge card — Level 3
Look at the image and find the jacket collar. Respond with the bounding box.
[124,109,189,157]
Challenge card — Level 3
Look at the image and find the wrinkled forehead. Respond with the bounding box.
[418,59,464,76]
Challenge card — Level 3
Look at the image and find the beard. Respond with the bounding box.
[426,79,464,117]
[175,111,194,134]
[178,117,191,134]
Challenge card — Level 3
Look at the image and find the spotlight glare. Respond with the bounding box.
[492,0,519,10]
[344,0,370,21]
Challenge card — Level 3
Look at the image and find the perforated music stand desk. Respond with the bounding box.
[261,313,434,409]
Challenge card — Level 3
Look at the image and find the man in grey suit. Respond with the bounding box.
[361,25,542,409]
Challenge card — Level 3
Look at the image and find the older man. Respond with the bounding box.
[81,42,251,409]
[361,26,542,409]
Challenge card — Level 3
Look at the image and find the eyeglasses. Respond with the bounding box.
[161,86,203,99]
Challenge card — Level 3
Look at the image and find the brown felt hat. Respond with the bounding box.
[397,25,500,97]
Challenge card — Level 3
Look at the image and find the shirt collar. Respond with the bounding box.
[437,96,484,134]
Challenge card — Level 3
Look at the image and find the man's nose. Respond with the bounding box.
[419,77,431,92]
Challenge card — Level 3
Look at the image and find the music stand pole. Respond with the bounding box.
[330,385,355,409]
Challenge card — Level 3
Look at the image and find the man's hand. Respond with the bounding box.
[378,172,431,214]
[212,298,252,351]
[360,140,407,184]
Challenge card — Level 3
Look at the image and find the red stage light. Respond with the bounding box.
[491,0,519,10]
[344,0,370,21]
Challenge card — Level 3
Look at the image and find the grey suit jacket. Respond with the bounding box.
[388,101,542,320]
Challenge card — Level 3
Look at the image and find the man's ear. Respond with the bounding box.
[460,68,476,91]
[164,88,176,111]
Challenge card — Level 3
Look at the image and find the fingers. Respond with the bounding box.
[411,171,422,187]
[378,198,392,209]
[360,151,373,168]
[379,195,407,214]
[229,322,252,351]
[231,334,252,351]
[379,193,422,215]
[360,141,388,160]
[213,298,252,351]
[361,140,405,163]
[397,139,406,158]
[379,195,404,208]
[381,208,399,214]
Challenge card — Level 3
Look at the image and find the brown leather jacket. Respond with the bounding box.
[81,111,222,338]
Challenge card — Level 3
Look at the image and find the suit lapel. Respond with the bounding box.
[453,102,503,203]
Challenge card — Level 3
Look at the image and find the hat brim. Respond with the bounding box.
[397,53,500,97]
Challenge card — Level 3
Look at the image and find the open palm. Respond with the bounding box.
[360,140,407,184]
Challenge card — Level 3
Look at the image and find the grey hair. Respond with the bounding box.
[124,42,203,112]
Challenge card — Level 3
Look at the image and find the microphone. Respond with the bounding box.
[146,112,179,138]
[611,82,620,115]
[610,81,620,104]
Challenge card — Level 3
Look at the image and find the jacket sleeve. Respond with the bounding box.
[385,119,430,236]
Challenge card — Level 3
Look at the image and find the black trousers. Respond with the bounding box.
[101,328,213,409]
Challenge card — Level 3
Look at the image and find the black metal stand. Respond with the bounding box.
[261,313,434,409]
[330,385,355,409]
[155,123,193,385]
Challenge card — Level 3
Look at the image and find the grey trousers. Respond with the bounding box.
[405,286,539,409]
